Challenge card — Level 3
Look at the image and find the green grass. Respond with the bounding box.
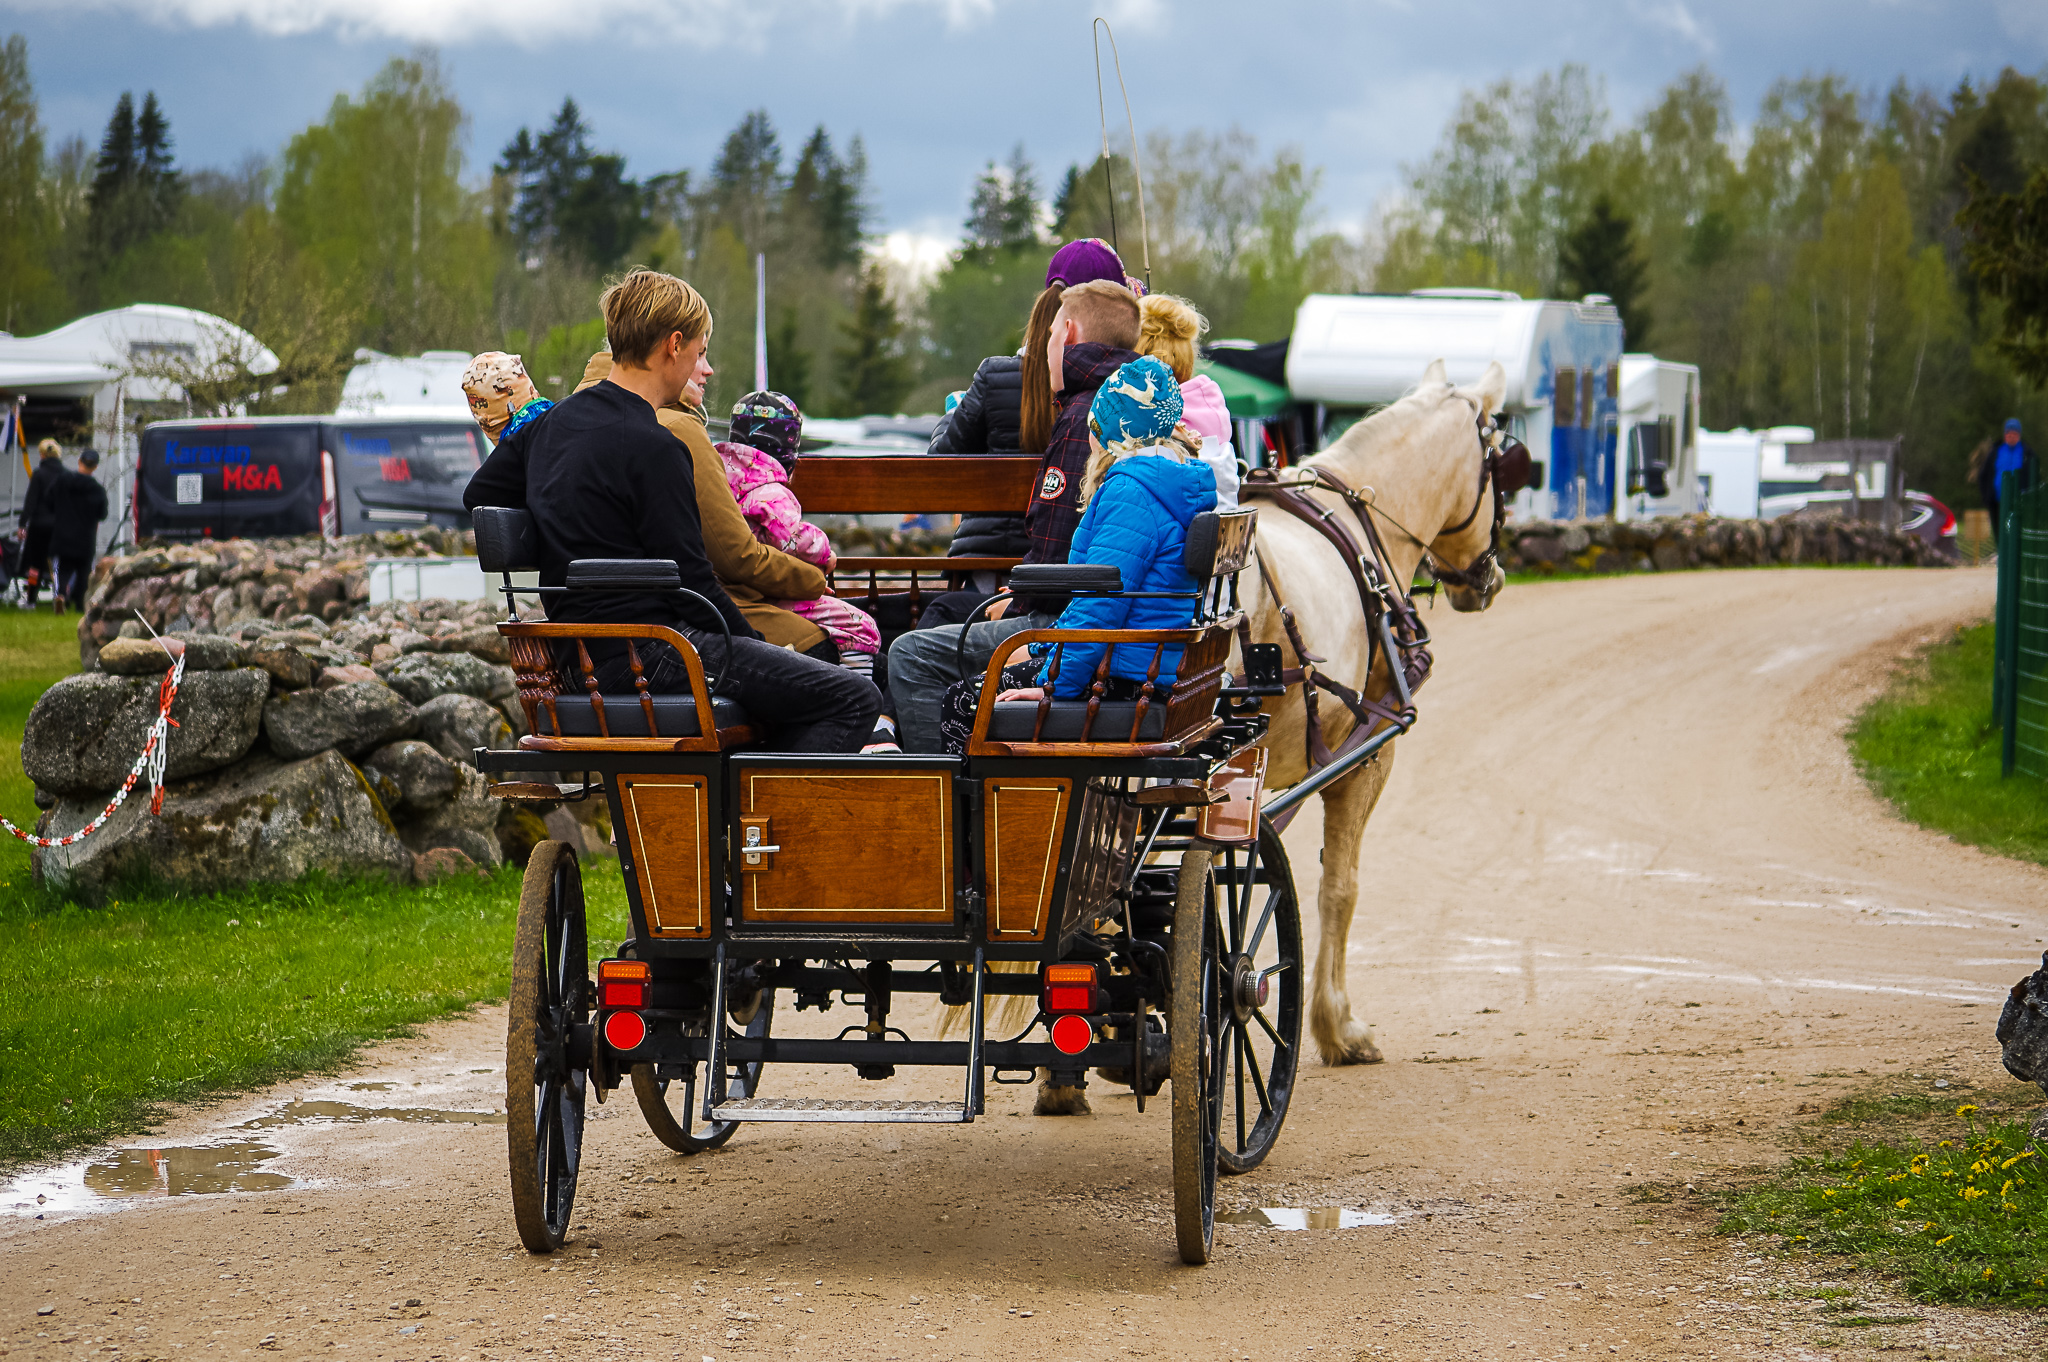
[0,606,632,1171]
[1849,621,2048,867]
[1720,1102,2048,1308]
[0,609,84,885]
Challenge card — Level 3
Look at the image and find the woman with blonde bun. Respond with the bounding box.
[1136,293,1239,509]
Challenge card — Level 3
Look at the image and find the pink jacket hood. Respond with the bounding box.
[1178,374,1231,446]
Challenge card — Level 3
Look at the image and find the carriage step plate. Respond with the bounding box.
[710,1097,971,1124]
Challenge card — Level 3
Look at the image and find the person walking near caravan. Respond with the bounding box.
[17,439,65,609]
[1979,418,2034,527]
[50,449,108,614]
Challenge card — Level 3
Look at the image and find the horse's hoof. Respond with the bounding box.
[1321,1035,1384,1066]
[1034,1084,1091,1116]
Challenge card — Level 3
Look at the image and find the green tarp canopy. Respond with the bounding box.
[1195,359,1292,418]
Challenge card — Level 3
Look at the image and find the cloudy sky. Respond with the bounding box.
[6,0,2046,251]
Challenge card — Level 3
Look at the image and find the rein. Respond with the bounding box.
[1237,406,1513,784]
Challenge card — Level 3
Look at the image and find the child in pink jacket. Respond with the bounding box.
[716,391,882,675]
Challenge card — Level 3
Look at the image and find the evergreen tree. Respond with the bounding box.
[1559,194,1651,346]
[784,126,864,268]
[136,91,181,226]
[498,98,645,271]
[0,34,57,332]
[85,88,179,264]
[834,261,913,416]
[963,145,1043,255]
[1960,166,2048,385]
[764,307,812,412]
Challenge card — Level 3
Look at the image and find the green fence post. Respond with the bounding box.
[2000,496,2018,775]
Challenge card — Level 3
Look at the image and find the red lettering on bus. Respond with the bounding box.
[379,456,412,483]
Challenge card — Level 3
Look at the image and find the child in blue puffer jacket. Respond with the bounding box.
[938,355,1216,753]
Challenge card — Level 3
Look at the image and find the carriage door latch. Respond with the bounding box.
[739,817,779,871]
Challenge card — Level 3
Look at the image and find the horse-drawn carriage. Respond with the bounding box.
[473,456,1305,1266]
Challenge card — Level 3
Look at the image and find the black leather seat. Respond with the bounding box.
[541,693,753,738]
[987,700,1168,743]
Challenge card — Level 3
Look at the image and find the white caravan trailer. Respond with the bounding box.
[0,303,280,555]
[1286,289,1626,521]
[339,350,476,420]
[1615,355,1701,520]
[1694,429,1763,518]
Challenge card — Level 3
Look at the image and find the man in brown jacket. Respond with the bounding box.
[576,350,830,654]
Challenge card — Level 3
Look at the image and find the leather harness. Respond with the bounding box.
[1236,409,1519,777]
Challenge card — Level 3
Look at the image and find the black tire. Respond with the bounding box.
[506,841,590,1254]
[1215,817,1303,1175]
[1170,845,1222,1265]
[631,990,775,1152]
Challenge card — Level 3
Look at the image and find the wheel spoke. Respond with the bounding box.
[1250,1003,1291,1052]
[1236,1026,1273,1115]
[1245,893,1276,958]
[1233,1032,1247,1149]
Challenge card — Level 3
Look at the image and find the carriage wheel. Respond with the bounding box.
[1214,817,1303,1175]
[1170,845,1223,1266]
[505,841,591,1254]
[631,990,775,1153]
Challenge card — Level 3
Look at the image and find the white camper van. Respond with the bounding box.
[339,350,476,420]
[1615,355,1701,520]
[1285,290,1626,521]
[1695,429,1763,518]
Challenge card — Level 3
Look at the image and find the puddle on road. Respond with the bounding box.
[241,1100,503,1128]
[1219,1207,1399,1230]
[4,1098,500,1220]
[9,1142,292,1217]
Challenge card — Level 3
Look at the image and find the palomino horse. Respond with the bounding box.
[1244,358,1509,1065]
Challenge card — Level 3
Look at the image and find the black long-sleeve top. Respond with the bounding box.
[463,379,757,642]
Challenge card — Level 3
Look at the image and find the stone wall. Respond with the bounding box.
[1501,514,1955,575]
[23,529,610,897]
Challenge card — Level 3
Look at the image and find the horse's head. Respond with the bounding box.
[1422,359,1512,613]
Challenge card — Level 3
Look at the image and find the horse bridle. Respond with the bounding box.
[1422,409,1527,592]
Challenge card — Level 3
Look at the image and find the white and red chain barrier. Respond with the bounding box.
[3,637,185,848]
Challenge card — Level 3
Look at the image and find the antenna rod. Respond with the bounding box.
[1093,18,1151,290]
[1092,21,1119,261]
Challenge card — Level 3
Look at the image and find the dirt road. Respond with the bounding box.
[8,565,2046,1362]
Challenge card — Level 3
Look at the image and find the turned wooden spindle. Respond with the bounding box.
[576,640,608,739]
[1033,644,1060,743]
[625,640,658,736]
[1081,651,1113,741]
[1129,643,1165,741]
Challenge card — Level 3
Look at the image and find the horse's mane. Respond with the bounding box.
[1303,381,1458,469]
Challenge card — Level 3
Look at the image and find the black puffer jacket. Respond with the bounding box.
[930,354,1029,557]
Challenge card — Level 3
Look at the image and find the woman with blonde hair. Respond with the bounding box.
[1136,293,1239,509]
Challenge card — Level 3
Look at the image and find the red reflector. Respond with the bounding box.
[1050,1014,1093,1056]
[600,980,646,1008]
[602,1010,648,1052]
[1045,984,1095,1013]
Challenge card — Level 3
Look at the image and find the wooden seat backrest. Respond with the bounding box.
[787,456,1039,600]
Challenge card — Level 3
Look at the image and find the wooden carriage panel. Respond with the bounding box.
[982,778,1072,941]
[1197,746,1267,845]
[787,456,1038,515]
[616,775,711,937]
[735,765,955,924]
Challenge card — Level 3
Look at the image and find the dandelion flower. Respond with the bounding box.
[1896,1198,1912,1209]
[1957,1104,1980,1117]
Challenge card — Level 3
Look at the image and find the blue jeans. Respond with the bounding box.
[886,611,1056,753]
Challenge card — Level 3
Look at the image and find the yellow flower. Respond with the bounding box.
[1962,1187,1988,1201]
[1937,1234,1956,1245]
[1984,1268,1995,1280]
[1957,1104,1980,1117]
[2005,1203,2019,1212]
[1896,1198,1912,1209]
[2003,1181,2014,1197]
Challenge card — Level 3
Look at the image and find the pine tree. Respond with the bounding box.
[834,261,913,416]
[135,92,182,232]
[86,92,139,258]
[497,98,645,271]
[1559,195,1651,347]
[1960,166,2048,384]
[764,307,812,412]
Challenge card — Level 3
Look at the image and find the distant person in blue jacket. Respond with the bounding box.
[937,355,1217,753]
[1980,417,2034,526]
